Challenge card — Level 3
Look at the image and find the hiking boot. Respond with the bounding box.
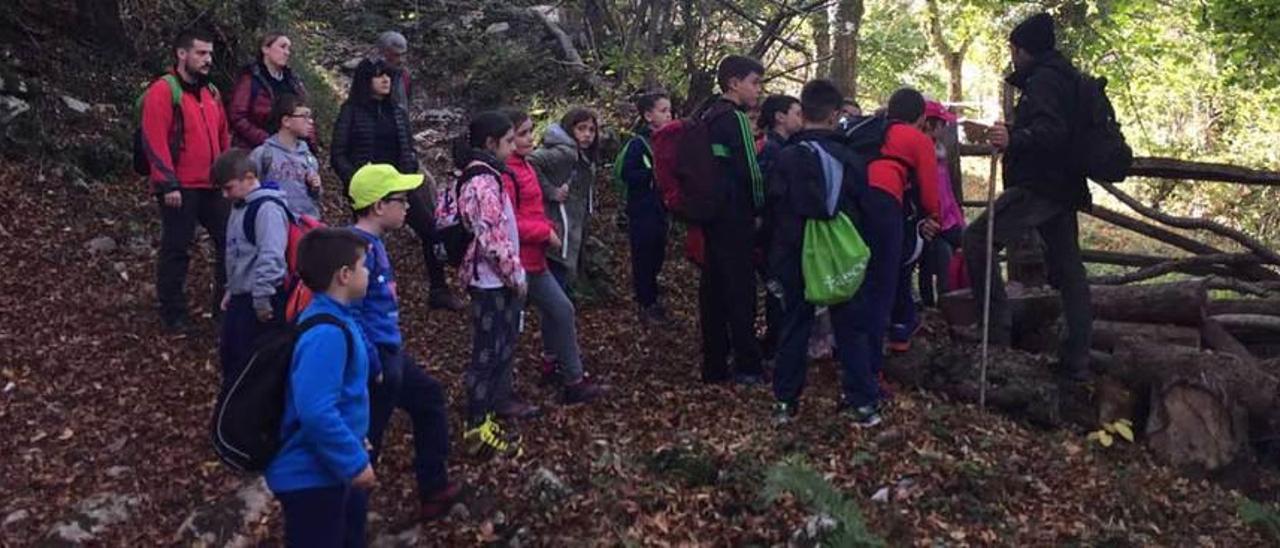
[839,402,884,429]
[463,414,522,459]
[563,376,609,405]
[772,401,799,426]
[428,288,466,311]
[419,481,467,521]
[495,399,542,420]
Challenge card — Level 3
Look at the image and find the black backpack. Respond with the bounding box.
[840,114,926,264]
[211,314,353,472]
[1071,74,1132,183]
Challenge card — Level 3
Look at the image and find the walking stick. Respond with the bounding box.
[980,150,1000,409]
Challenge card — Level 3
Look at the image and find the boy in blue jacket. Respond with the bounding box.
[348,163,464,521]
[266,227,376,547]
[619,92,673,323]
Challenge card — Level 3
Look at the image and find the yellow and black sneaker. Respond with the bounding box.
[464,414,522,460]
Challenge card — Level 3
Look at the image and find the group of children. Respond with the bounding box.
[210,45,971,542]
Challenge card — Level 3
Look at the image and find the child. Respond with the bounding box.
[766,79,873,426]
[215,149,290,390]
[456,112,527,458]
[699,54,766,384]
[619,93,673,322]
[504,109,609,406]
[265,227,375,546]
[347,163,464,520]
[249,94,323,218]
[528,108,598,292]
[914,100,966,308]
[756,93,802,360]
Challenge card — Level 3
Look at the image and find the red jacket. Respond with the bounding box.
[141,72,230,193]
[505,154,554,274]
[867,123,942,222]
[228,63,308,148]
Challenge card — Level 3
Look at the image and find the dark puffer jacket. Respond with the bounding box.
[1004,50,1090,209]
[330,98,418,186]
[228,62,307,148]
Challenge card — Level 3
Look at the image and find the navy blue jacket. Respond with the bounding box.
[619,131,665,221]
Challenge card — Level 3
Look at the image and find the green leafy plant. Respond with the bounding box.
[1239,498,1280,543]
[1087,419,1135,448]
[762,457,885,547]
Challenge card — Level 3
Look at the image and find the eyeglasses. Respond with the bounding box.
[382,196,410,206]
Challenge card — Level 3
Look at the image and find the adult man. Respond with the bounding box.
[140,29,231,330]
[374,30,413,107]
[964,13,1093,381]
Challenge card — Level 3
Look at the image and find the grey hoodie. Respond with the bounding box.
[249,135,322,218]
[528,123,595,275]
[226,186,290,311]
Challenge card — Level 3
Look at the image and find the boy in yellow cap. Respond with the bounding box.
[348,164,465,521]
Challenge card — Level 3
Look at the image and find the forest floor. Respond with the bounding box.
[1,156,1276,546]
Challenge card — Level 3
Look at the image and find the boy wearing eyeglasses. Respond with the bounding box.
[249,93,323,218]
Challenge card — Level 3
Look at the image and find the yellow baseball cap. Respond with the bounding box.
[349,164,423,210]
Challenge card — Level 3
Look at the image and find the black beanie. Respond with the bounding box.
[1010,13,1055,54]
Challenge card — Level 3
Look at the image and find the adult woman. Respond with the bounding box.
[331,59,463,309]
[229,32,309,148]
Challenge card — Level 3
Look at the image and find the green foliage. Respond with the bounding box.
[762,457,886,547]
[859,0,938,104]
[1202,0,1280,89]
[1238,498,1280,543]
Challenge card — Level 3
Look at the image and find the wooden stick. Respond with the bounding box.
[980,151,999,409]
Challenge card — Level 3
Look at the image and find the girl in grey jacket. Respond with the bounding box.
[528,108,599,289]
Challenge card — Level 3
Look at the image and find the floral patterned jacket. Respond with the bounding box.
[458,160,525,290]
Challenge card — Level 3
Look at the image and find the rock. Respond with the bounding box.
[371,525,422,548]
[791,513,838,545]
[531,5,561,24]
[0,95,30,125]
[174,478,272,546]
[421,108,464,127]
[61,95,92,114]
[125,236,152,258]
[105,465,132,479]
[0,74,29,96]
[3,509,29,527]
[44,492,144,543]
[85,236,117,255]
[526,467,571,503]
[485,22,511,34]
[342,56,365,72]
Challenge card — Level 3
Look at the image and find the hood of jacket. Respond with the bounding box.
[542,123,578,150]
[263,134,314,158]
[239,185,286,206]
[1006,50,1075,90]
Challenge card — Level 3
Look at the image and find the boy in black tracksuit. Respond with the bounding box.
[699,55,767,384]
[766,80,878,426]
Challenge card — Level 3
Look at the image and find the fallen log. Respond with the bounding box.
[1085,207,1279,282]
[1201,319,1257,364]
[1208,299,1280,317]
[1089,253,1263,285]
[940,280,1208,330]
[1081,249,1240,278]
[1211,314,1280,332]
[1016,320,1200,355]
[954,150,1280,187]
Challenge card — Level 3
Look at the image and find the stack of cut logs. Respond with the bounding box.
[929,280,1280,474]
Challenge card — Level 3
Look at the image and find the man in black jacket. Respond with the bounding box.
[964,13,1093,380]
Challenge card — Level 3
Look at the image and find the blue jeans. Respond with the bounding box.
[627,210,668,308]
[843,189,904,407]
[368,345,450,499]
[770,282,863,405]
[277,485,368,548]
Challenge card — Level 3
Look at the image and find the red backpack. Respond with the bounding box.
[652,113,725,224]
[242,196,325,322]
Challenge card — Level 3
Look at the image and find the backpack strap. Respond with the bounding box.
[296,313,354,363]
[243,195,296,247]
[160,74,185,169]
[258,146,274,182]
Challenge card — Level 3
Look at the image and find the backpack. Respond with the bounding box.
[132,75,219,177]
[841,115,926,265]
[652,112,725,223]
[1071,74,1132,183]
[435,163,505,267]
[611,135,653,200]
[211,313,353,472]
[242,196,325,322]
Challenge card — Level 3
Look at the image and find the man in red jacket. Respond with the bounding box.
[140,29,232,331]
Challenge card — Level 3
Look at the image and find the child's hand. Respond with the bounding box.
[220,292,230,312]
[255,307,274,322]
[352,465,377,491]
[516,281,529,302]
[163,190,182,208]
[554,185,569,202]
[920,219,941,240]
[307,172,323,191]
[548,230,562,249]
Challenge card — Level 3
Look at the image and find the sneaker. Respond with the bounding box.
[839,402,883,428]
[495,399,542,420]
[887,320,922,353]
[772,401,799,425]
[428,289,466,311]
[463,414,522,459]
[419,481,467,521]
[563,376,609,405]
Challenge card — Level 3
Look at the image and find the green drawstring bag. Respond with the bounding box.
[802,211,870,305]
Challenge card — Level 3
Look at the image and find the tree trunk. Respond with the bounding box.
[945,51,963,103]
[940,281,1209,329]
[1201,319,1257,364]
[829,0,864,98]
[1209,299,1280,317]
[811,5,831,79]
[679,0,714,109]
[74,0,133,60]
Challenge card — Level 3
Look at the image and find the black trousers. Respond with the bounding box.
[698,213,762,380]
[157,189,228,321]
[406,188,449,291]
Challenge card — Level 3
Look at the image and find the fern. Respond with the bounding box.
[762,458,886,548]
[1239,498,1280,543]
